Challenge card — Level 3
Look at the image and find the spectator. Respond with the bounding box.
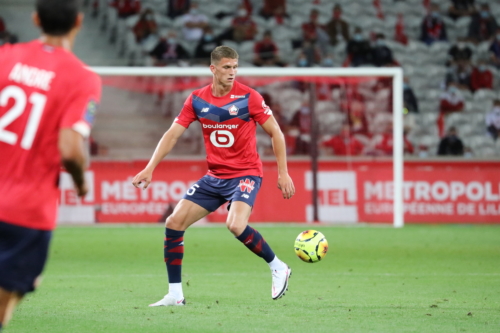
[132,9,158,44]
[446,61,472,91]
[421,3,448,45]
[394,13,408,45]
[373,123,413,156]
[438,82,464,136]
[289,101,312,155]
[437,126,464,155]
[344,27,372,67]
[448,38,473,64]
[322,124,364,156]
[371,33,397,67]
[168,0,191,19]
[470,59,493,91]
[403,77,419,113]
[0,16,5,33]
[149,31,190,66]
[268,6,290,27]
[321,54,335,67]
[253,31,286,67]
[296,40,322,67]
[489,28,500,68]
[260,0,286,20]
[111,0,141,19]
[448,0,476,20]
[181,2,209,42]
[468,3,498,43]
[193,26,220,63]
[222,4,257,42]
[348,101,369,135]
[0,17,18,46]
[486,99,500,141]
[302,9,327,43]
[325,4,350,46]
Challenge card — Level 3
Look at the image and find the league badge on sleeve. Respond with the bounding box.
[262,101,272,115]
[84,99,98,125]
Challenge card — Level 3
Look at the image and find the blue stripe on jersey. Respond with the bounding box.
[192,94,250,123]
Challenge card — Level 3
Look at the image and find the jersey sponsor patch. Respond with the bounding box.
[84,99,98,125]
[231,94,246,98]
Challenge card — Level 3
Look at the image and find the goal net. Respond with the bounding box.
[81,67,403,227]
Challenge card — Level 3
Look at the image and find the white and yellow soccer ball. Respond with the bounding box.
[294,230,328,263]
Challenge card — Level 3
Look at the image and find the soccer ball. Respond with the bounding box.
[294,230,328,263]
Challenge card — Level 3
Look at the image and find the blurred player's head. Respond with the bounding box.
[210,46,239,88]
[34,0,83,39]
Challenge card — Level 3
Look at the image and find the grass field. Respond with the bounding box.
[5,224,500,333]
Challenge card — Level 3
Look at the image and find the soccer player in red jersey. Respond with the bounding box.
[132,46,295,306]
[0,0,101,328]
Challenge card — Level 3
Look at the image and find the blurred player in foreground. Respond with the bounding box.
[0,0,101,329]
[132,46,295,306]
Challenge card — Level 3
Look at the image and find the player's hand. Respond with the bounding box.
[76,181,88,198]
[132,169,153,190]
[277,173,295,199]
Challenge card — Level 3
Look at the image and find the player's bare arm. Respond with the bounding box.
[132,122,186,189]
[59,128,88,197]
[260,115,295,199]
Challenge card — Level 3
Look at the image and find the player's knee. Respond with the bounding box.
[165,215,184,231]
[226,218,245,236]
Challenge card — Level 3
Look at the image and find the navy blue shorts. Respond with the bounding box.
[183,175,262,212]
[0,221,52,294]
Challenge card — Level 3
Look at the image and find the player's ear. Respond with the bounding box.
[74,13,84,30]
[209,64,216,74]
[32,12,41,28]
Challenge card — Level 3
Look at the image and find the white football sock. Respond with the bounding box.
[169,283,184,300]
[268,256,286,271]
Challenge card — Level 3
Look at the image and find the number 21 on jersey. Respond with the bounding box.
[0,85,47,150]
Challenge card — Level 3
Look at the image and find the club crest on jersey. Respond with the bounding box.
[228,105,239,116]
[239,179,255,193]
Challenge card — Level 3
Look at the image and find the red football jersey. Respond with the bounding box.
[0,40,101,230]
[175,81,272,178]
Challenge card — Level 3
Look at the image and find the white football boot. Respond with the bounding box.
[271,263,291,300]
[149,294,186,307]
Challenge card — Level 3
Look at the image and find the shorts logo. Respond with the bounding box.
[201,107,209,112]
[239,179,255,193]
[241,194,250,199]
[228,105,239,115]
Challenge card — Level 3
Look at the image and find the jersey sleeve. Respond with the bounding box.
[174,94,198,128]
[60,71,102,138]
[249,90,272,125]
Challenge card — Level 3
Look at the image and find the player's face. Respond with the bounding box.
[211,58,238,86]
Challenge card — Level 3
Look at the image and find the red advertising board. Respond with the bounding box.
[58,159,500,224]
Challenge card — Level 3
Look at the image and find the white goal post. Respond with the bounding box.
[91,66,404,228]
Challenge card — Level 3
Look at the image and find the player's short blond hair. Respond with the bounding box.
[211,46,239,64]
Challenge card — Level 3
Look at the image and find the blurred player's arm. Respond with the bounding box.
[59,128,87,197]
[132,123,186,189]
[261,116,295,199]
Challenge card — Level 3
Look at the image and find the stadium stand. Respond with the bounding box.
[4,0,499,159]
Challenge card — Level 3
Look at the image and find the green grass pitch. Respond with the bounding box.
[6,224,500,333]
